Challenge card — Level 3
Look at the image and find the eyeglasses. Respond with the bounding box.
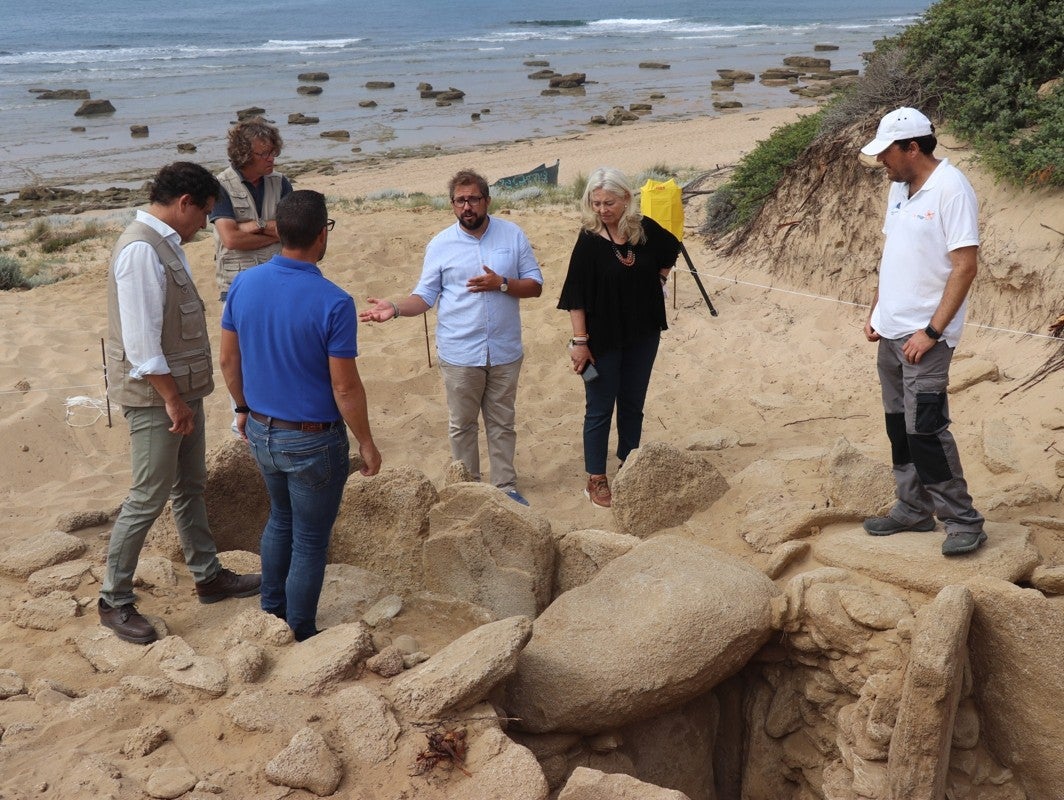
[325,219,335,231]
[452,195,485,207]
[252,148,278,160]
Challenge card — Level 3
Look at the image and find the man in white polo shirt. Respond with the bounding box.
[860,107,986,556]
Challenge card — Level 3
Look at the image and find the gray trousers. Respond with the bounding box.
[438,356,522,490]
[101,399,220,605]
[877,337,984,534]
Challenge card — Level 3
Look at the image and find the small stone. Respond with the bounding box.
[362,594,402,627]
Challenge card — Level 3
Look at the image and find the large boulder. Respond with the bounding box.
[553,529,641,596]
[558,767,693,799]
[423,483,554,618]
[812,523,1039,594]
[74,99,115,116]
[611,442,729,537]
[826,437,894,514]
[148,439,268,557]
[887,584,973,799]
[967,577,1064,799]
[505,535,778,733]
[0,530,86,578]
[330,466,438,594]
[389,615,532,720]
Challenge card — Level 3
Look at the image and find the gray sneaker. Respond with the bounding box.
[942,530,987,556]
[863,515,936,536]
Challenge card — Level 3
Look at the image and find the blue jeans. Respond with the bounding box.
[583,333,660,474]
[245,415,349,641]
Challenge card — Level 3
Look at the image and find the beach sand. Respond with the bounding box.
[1,105,1062,797]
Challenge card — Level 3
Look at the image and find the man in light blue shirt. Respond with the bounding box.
[360,169,543,505]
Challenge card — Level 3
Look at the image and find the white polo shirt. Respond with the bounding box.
[870,158,979,348]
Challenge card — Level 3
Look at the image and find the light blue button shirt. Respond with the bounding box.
[412,216,543,367]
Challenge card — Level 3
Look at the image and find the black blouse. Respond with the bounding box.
[557,215,681,355]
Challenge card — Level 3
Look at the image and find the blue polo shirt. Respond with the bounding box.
[412,216,543,367]
[222,255,357,422]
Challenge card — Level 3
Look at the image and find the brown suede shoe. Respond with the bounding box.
[195,568,261,605]
[585,474,612,508]
[98,599,158,644]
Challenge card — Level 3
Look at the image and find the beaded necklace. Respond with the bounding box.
[604,226,635,267]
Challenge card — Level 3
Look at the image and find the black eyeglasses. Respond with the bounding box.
[325,219,335,231]
[452,195,485,207]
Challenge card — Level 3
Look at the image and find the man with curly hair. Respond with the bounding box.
[210,118,293,301]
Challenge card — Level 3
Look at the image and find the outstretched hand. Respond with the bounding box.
[358,297,396,323]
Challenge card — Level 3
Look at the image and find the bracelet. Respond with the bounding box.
[569,338,589,347]
[234,405,250,414]
[389,301,400,319]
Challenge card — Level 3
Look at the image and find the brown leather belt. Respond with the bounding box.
[249,411,341,432]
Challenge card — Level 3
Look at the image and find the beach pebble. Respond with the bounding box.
[358,100,377,108]
[365,81,395,89]
[288,113,319,125]
[176,143,197,153]
[130,124,148,137]
[297,72,329,82]
[297,85,323,95]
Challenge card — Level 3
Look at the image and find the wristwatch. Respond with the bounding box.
[500,277,509,293]
[924,324,942,340]
[256,220,266,233]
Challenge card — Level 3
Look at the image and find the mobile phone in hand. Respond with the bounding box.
[581,363,599,383]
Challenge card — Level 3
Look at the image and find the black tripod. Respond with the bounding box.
[679,243,718,317]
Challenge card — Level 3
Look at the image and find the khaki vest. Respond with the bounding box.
[106,220,215,408]
[214,166,283,290]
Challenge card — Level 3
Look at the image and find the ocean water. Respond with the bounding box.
[0,0,931,192]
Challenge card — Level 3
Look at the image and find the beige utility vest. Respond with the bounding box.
[105,220,215,408]
[214,166,283,291]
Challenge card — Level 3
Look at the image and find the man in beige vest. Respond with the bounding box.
[102,162,260,644]
[210,118,292,301]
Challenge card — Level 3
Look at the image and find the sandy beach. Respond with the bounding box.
[2,102,1063,798]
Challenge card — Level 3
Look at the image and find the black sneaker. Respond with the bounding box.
[862,515,936,536]
[195,568,261,604]
[98,599,158,644]
[942,530,987,556]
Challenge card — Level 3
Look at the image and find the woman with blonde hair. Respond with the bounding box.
[558,167,681,507]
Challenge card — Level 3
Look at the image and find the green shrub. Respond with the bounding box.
[703,111,823,235]
[899,0,1064,185]
[0,255,30,290]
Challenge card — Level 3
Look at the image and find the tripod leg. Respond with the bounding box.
[680,243,718,317]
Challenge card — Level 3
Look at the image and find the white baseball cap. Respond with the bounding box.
[861,107,934,156]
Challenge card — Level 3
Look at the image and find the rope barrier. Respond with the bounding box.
[4,275,1060,403]
[669,265,1063,342]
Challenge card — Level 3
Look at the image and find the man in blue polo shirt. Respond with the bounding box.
[220,190,381,641]
[359,169,543,506]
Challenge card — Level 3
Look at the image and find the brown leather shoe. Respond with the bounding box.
[585,474,612,508]
[195,568,261,605]
[98,599,158,644]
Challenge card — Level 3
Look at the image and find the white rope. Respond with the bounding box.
[63,395,108,427]
[5,279,1061,405]
[673,266,1062,341]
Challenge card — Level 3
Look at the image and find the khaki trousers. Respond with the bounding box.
[438,356,523,490]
